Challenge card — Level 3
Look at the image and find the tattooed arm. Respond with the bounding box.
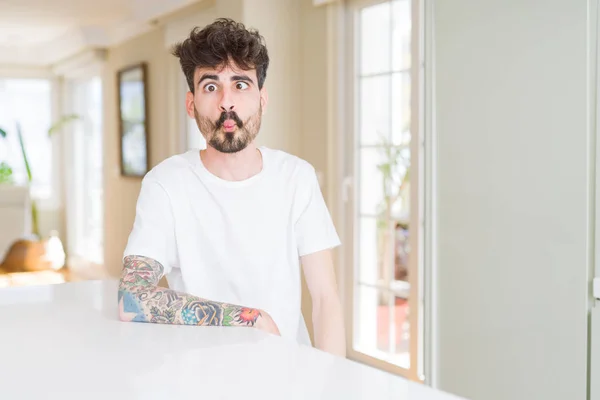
[117,255,280,335]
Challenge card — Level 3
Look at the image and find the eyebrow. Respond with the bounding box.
[231,75,254,85]
[196,73,255,88]
[197,74,219,87]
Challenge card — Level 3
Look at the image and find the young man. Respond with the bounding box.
[118,18,346,357]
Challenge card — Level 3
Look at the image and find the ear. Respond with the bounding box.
[186,91,195,119]
[259,87,268,115]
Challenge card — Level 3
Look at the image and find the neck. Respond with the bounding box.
[200,143,263,181]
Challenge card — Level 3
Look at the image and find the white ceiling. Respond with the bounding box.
[0,0,202,66]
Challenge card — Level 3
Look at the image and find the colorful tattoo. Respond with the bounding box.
[118,255,263,328]
[118,290,147,322]
[237,308,261,326]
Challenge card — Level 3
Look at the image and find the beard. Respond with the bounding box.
[194,105,262,154]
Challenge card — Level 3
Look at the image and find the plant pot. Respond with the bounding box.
[1,238,53,273]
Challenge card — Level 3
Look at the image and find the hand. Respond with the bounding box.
[255,310,281,336]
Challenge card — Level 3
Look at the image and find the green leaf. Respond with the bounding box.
[31,199,40,238]
[0,161,13,184]
[48,114,81,137]
[223,315,234,326]
[0,127,6,139]
[16,123,32,183]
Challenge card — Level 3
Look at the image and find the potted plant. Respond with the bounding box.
[0,115,79,272]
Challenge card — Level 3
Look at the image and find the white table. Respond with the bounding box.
[0,280,466,400]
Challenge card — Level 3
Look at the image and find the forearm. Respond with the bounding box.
[118,255,262,327]
[118,285,262,326]
[312,295,346,357]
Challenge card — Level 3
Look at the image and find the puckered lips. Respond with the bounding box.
[222,119,237,132]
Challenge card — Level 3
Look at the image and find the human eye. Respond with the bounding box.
[235,81,249,90]
[204,83,218,93]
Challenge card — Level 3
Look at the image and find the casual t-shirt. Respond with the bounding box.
[122,146,341,345]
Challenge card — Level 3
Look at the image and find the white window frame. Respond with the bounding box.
[340,0,428,382]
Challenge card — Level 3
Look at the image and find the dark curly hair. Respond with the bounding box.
[171,18,269,93]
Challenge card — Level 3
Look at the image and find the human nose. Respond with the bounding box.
[219,88,235,112]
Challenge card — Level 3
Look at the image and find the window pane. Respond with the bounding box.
[68,77,104,265]
[0,79,52,199]
[360,2,391,75]
[354,285,411,369]
[89,78,104,264]
[359,145,410,219]
[354,285,381,352]
[392,72,411,147]
[358,79,411,283]
[359,75,391,146]
[391,295,410,368]
[358,216,385,285]
[82,78,104,264]
[359,147,386,216]
[394,223,410,282]
[357,217,411,288]
[392,0,412,71]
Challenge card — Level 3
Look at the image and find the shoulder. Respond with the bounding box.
[262,147,317,180]
[142,150,198,186]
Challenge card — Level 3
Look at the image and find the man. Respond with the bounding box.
[118,18,346,357]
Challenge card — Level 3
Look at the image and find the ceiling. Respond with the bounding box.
[0,0,202,66]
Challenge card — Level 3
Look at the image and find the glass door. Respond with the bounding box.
[344,0,425,381]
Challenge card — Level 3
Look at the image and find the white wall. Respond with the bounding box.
[434,1,590,400]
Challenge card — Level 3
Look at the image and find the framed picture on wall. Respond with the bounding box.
[117,62,149,177]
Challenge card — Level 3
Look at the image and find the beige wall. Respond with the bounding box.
[103,27,176,277]
[298,1,329,171]
[297,0,330,345]
[244,0,302,155]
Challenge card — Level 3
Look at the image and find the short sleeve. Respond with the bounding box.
[294,165,341,257]
[123,174,177,275]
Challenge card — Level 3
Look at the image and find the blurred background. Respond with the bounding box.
[0,1,597,399]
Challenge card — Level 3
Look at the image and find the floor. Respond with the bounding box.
[0,270,69,288]
[0,264,107,288]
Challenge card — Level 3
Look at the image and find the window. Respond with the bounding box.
[187,113,206,150]
[179,74,206,151]
[344,0,425,381]
[65,77,104,265]
[0,79,53,199]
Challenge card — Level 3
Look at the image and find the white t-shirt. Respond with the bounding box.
[123,146,341,345]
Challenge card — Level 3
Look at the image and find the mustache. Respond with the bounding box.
[215,111,244,129]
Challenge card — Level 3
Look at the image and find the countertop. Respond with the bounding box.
[0,280,466,400]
